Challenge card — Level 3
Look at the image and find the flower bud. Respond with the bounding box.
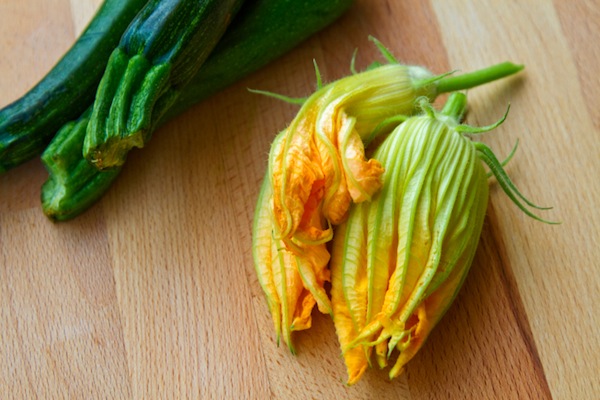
[269,63,439,249]
[331,93,553,383]
[252,40,528,358]
[253,175,332,353]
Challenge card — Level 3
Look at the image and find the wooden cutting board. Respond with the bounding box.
[1,1,598,398]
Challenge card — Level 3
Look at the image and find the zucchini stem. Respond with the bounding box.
[436,62,524,94]
[440,92,467,120]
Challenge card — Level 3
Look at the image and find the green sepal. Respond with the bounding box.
[474,142,559,224]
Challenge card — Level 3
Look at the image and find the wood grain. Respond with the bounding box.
[1,0,598,398]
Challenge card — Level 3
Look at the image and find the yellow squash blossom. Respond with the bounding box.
[268,38,524,248]
[253,39,525,355]
[268,63,431,248]
[331,93,556,384]
[253,163,332,352]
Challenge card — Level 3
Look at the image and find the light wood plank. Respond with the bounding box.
[432,0,600,398]
[0,0,598,398]
[69,0,103,36]
[101,105,272,398]
[0,0,75,105]
[0,209,131,399]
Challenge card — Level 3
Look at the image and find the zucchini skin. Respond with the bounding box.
[41,109,121,221]
[0,0,149,173]
[165,0,355,120]
[42,0,355,221]
[83,0,245,169]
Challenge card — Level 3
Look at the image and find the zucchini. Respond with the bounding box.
[83,0,245,169]
[163,0,356,120]
[42,110,121,221]
[42,0,355,221]
[0,0,148,173]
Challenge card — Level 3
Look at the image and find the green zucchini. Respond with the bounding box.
[83,0,245,169]
[0,0,148,173]
[162,0,356,120]
[42,110,121,220]
[42,0,355,221]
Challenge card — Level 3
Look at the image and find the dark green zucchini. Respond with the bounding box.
[83,0,245,169]
[0,0,148,173]
[42,110,121,221]
[163,0,356,120]
[42,0,355,221]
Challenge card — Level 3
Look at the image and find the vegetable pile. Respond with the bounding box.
[0,0,558,387]
[252,39,556,384]
[0,0,354,219]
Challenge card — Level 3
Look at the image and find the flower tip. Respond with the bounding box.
[345,373,365,387]
[343,357,369,386]
[286,339,297,355]
[388,365,405,381]
[316,301,333,316]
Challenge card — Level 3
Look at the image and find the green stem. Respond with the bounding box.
[436,62,524,94]
[440,92,467,120]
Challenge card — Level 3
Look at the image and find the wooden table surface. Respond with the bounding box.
[1,0,598,398]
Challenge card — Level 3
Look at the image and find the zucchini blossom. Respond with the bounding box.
[252,38,525,354]
[255,62,435,351]
[331,93,555,384]
[253,175,331,353]
[269,62,433,249]
[267,39,524,249]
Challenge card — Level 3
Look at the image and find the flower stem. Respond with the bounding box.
[436,62,524,94]
[440,92,467,120]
